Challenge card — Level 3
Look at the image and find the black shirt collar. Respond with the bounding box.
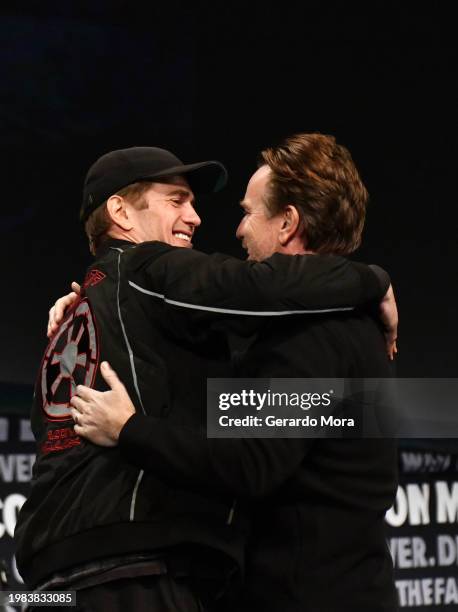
[95,238,137,259]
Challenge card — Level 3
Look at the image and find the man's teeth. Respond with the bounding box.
[174,232,191,241]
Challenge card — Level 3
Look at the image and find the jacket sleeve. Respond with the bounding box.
[119,413,308,499]
[142,247,389,314]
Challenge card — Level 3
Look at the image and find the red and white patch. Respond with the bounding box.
[82,269,106,289]
[40,299,99,421]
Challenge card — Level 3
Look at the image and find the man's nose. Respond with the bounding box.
[183,203,201,227]
[236,218,245,240]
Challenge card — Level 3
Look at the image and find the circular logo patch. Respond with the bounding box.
[41,300,99,421]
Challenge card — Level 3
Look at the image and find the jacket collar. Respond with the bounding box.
[95,238,137,259]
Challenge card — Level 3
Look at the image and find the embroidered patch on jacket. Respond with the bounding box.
[41,427,82,454]
[83,269,106,289]
[40,299,99,422]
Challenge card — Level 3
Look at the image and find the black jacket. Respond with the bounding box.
[14,239,387,590]
[236,313,398,612]
[117,317,398,610]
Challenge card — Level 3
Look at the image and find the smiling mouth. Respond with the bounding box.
[173,232,192,242]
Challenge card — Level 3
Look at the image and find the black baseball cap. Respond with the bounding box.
[80,146,228,223]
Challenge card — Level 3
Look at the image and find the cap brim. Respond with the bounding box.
[138,160,227,194]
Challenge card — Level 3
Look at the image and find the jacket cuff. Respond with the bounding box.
[118,413,156,465]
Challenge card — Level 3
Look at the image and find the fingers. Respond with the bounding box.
[70,394,86,411]
[55,292,78,321]
[385,337,398,361]
[47,291,79,338]
[47,306,57,338]
[73,384,97,401]
[73,423,84,437]
[72,416,91,441]
[71,282,81,295]
[100,361,123,391]
[71,407,91,437]
[70,407,81,424]
[387,343,394,361]
[379,283,399,362]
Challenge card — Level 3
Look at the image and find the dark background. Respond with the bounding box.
[1,2,456,385]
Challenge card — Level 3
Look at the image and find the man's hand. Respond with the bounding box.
[47,282,81,338]
[379,284,398,361]
[70,361,136,447]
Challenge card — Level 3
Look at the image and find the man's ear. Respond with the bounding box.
[278,205,301,246]
[106,195,133,231]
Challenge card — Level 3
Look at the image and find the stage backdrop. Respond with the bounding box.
[0,386,36,590]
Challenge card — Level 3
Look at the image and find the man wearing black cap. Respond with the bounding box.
[15,145,394,611]
[80,146,226,256]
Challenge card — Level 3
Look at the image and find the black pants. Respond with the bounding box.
[28,574,205,612]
